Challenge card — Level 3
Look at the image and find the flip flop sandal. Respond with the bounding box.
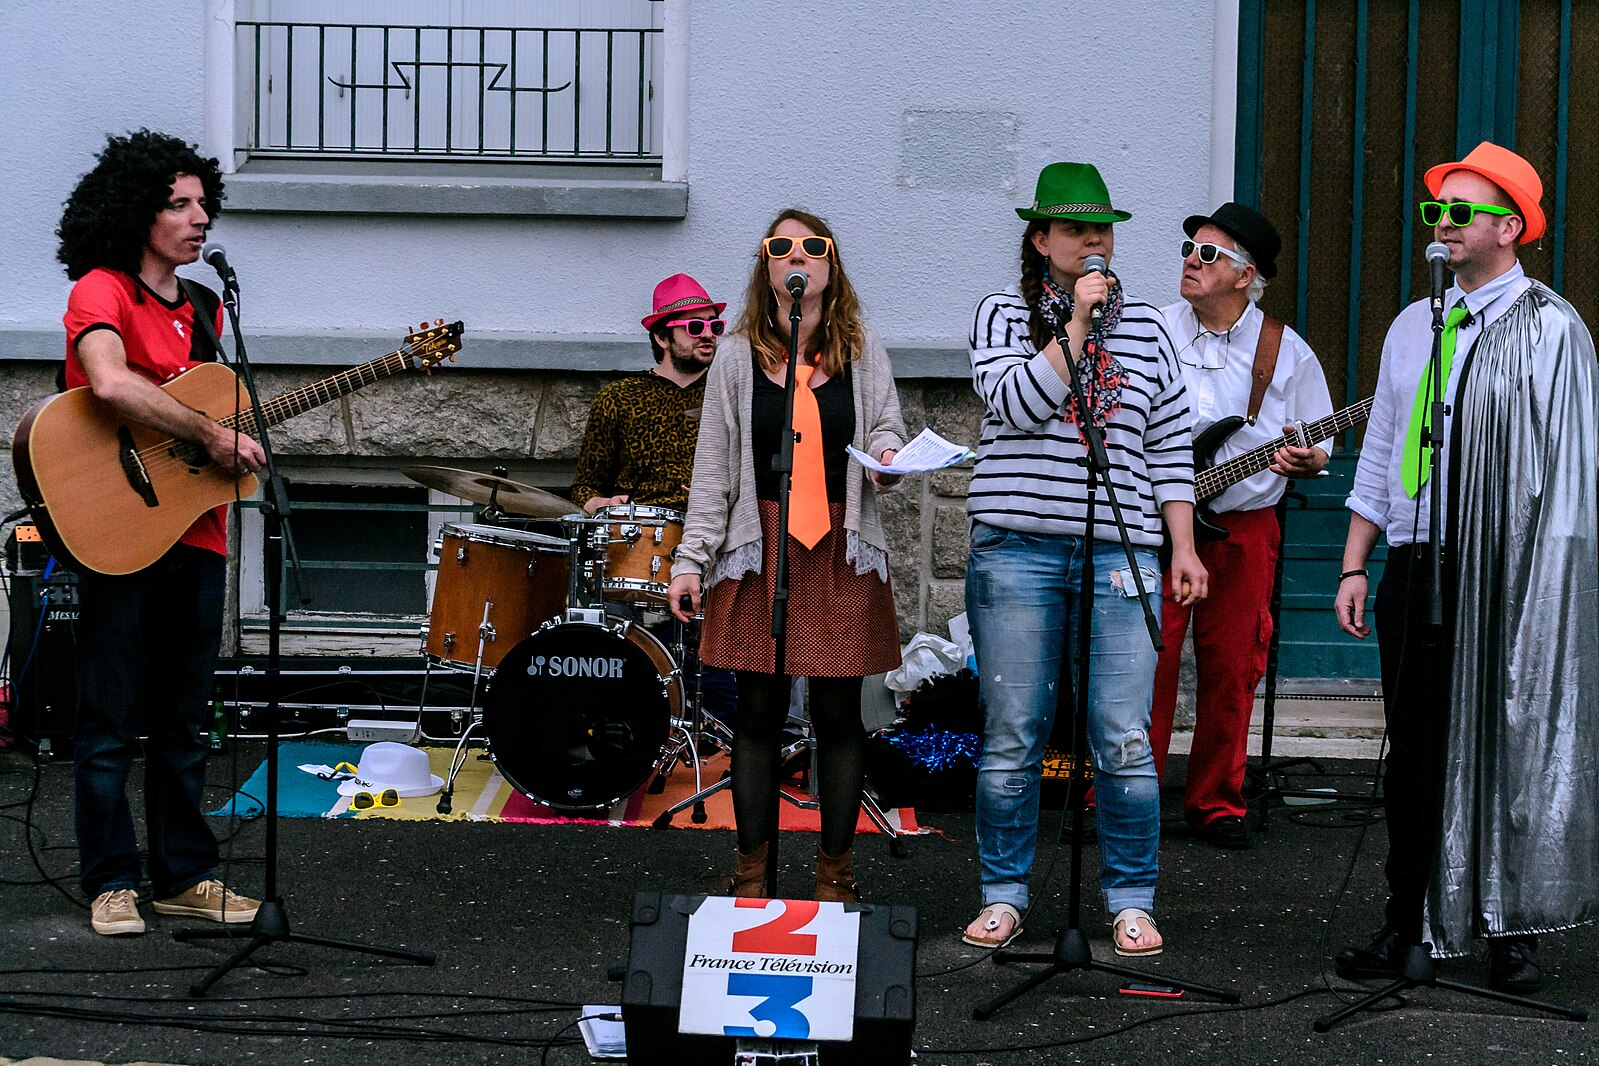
[961,903,1023,949]
[1113,908,1164,957]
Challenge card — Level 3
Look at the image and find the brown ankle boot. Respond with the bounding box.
[814,845,860,903]
[729,842,769,898]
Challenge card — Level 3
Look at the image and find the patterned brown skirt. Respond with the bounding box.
[699,499,901,677]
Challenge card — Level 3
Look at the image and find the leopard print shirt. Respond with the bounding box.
[570,371,706,512]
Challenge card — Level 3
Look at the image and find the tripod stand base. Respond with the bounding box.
[173,899,435,998]
[1314,944,1587,1032]
[972,927,1240,1020]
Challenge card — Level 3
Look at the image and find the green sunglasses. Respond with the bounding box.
[1418,200,1516,228]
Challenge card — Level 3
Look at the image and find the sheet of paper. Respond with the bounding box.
[847,427,975,474]
[578,1005,626,1058]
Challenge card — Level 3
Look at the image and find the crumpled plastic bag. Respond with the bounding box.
[884,632,965,693]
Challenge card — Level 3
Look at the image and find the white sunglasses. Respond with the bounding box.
[1181,239,1250,266]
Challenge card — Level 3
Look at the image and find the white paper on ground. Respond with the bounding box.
[578,1005,626,1058]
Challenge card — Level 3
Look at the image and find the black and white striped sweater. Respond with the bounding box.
[965,285,1195,547]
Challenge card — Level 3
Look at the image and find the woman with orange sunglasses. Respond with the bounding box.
[669,208,906,903]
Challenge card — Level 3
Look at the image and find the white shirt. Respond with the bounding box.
[1160,300,1334,513]
[1346,262,1531,546]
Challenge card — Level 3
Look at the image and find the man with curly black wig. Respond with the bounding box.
[57,129,264,937]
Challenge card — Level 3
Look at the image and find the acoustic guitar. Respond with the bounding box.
[11,319,464,575]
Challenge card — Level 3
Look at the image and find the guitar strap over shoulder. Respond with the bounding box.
[177,277,227,364]
[1247,314,1285,423]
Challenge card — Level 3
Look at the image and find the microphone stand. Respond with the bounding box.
[1316,270,1585,1032]
[975,309,1237,1019]
[172,268,435,996]
[759,280,805,896]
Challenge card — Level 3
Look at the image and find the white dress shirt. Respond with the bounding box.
[1160,300,1334,514]
[1346,262,1531,546]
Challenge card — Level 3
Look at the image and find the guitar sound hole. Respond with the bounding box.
[171,441,209,470]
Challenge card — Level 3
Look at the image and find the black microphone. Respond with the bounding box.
[784,269,807,299]
[1426,241,1449,317]
[201,242,237,288]
[1082,253,1108,328]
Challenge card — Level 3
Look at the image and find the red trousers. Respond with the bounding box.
[1148,506,1281,826]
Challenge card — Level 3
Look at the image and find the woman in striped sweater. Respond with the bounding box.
[961,163,1208,957]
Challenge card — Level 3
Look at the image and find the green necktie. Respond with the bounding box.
[1401,303,1471,498]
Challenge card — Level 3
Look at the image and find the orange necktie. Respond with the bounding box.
[789,363,831,549]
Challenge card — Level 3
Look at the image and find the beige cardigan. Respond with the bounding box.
[674,329,907,585]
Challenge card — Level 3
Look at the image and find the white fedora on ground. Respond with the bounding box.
[336,742,444,798]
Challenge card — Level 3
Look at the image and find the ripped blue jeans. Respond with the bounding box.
[966,522,1163,915]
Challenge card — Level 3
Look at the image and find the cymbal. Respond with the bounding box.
[402,465,576,518]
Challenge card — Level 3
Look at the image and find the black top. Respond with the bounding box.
[752,357,855,502]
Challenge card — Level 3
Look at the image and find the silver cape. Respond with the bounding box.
[1425,281,1599,957]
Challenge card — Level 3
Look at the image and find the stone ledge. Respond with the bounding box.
[0,326,974,377]
[221,169,688,219]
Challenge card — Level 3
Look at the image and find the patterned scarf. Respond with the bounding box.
[1039,270,1128,436]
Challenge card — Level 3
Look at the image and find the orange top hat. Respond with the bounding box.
[1424,141,1546,244]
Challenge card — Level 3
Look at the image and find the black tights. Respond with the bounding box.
[731,672,865,857]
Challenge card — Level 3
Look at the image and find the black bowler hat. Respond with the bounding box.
[1183,202,1281,279]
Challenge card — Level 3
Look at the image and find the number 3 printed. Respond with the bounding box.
[723,973,814,1039]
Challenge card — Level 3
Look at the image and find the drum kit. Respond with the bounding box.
[405,465,728,816]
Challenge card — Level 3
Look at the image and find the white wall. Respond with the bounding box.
[0,0,1226,345]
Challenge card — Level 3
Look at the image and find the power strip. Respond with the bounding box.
[346,719,421,744]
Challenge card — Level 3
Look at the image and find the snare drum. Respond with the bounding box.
[425,524,570,672]
[600,504,684,606]
[483,619,680,810]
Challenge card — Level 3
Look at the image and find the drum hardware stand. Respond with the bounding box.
[172,267,433,995]
[973,311,1236,1021]
[1244,489,1381,829]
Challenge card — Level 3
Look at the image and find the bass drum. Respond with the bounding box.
[483,620,680,810]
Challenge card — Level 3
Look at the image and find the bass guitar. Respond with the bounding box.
[1190,395,1374,541]
[12,319,464,575]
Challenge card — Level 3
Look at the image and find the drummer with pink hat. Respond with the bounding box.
[571,273,727,516]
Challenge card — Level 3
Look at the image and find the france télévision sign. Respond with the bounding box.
[680,897,862,1041]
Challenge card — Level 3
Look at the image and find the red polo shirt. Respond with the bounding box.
[63,267,229,557]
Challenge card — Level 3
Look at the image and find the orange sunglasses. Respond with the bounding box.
[762,235,834,260]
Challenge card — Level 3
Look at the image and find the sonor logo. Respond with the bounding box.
[527,654,627,679]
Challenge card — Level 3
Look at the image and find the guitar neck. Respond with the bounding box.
[1195,395,1375,501]
[219,348,421,436]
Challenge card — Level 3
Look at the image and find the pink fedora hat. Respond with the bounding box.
[641,273,726,330]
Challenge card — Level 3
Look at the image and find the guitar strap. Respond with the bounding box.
[1247,314,1285,423]
[177,277,227,364]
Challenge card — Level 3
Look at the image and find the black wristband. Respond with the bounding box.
[1338,568,1368,583]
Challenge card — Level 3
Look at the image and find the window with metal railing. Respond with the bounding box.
[234,1,663,164]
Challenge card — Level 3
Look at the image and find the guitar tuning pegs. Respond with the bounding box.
[434,317,444,327]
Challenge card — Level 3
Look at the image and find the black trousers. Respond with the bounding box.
[1373,544,1452,944]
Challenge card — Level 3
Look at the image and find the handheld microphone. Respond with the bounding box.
[784,270,807,299]
[201,242,237,288]
[1425,242,1449,317]
[1082,254,1108,328]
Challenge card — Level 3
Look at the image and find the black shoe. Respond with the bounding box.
[1488,935,1542,994]
[1335,928,1402,977]
[1196,815,1251,850]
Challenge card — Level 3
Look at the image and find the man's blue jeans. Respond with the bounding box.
[73,544,225,898]
[966,523,1163,916]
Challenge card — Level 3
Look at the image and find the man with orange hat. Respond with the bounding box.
[571,273,726,515]
[1334,142,1598,991]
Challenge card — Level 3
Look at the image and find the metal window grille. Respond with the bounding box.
[235,20,662,162]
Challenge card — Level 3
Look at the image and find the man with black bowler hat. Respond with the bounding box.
[1149,203,1332,850]
[1334,142,1598,991]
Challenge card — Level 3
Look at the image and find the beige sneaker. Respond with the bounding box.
[90,888,146,936]
[150,879,260,924]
